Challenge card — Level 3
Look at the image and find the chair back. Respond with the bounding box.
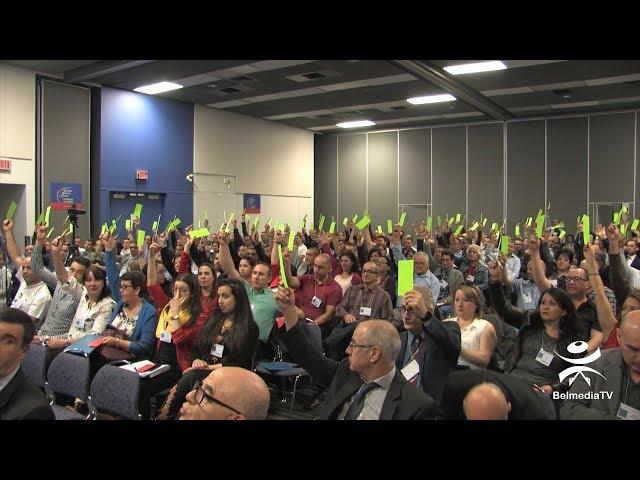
[90,364,142,420]
[47,352,91,401]
[22,342,48,388]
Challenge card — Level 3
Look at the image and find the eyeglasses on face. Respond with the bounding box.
[348,340,375,349]
[362,269,378,275]
[119,284,133,291]
[191,380,243,416]
[566,276,587,283]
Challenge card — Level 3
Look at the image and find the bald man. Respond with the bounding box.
[464,383,510,420]
[179,367,270,420]
[275,286,437,420]
[442,369,551,420]
[285,252,343,338]
[560,311,640,420]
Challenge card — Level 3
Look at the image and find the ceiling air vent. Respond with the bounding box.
[286,70,341,83]
[391,106,407,110]
[220,87,241,94]
[230,75,258,84]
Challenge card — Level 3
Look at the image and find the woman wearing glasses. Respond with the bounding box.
[97,234,158,369]
[488,257,588,416]
[452,285,497,370]
[161,277,259,419]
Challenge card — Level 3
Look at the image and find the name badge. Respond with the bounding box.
[466,275,475,283]
[536,348,554,367]
[74,318,86,330]
[401,359,420,382]
[359,306,372,317]
[11,297,23,309]
[617,403,640,420]
[211,343,224,358]
[440,279,448,289]
[160,331,172,343]
[311,296,323,308]
[522,291,533,304]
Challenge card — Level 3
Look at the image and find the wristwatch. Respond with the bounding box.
[171,313,180,320]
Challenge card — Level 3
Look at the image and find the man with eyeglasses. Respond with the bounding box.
[396,286,460,404]
[179,367,270,420]
[324,261,394,360]
[274,285,437,420]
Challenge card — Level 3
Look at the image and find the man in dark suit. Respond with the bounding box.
[0,308,54,420]
[441,369,552,420]
[396,286,460,404]
[625,240,640,270]
[275,285,437,420]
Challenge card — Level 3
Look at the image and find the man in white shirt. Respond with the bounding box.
[505,241,521,282]
[10,259,52,322]
[625,240,640,270]
[2,220,52,321]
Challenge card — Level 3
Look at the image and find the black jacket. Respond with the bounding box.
[442,369,550,420]
[395,314,460,404]
[281,322,437,420]
[0,368,54,420]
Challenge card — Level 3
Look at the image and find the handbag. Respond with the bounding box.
[96,325,135,362]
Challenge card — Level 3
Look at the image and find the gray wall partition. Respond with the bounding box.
[368,131,398,225]
[314,108,640,234]
[432,126,466,220]
[399,129,430,206]
[314,134,338,221]
[40,80,92,239]
[547,116,588,226]
[589,112,635,204]
[468,123,503,223]
[507,120,545,226]
[337,134,366,223]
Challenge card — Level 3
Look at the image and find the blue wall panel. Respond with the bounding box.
[99,87,194,229]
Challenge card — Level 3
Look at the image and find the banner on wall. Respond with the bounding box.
[243,193,260,214]
[51,182,83,210]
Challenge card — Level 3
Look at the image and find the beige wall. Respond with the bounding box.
[194,105,314,223]
[0,63,35,245]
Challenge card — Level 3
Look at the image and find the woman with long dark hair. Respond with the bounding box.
[488,257,588,416]
[333,250,362,295]
[161,277,259,419]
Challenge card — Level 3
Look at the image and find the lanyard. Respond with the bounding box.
[357,287,376,310]
[313,278,327,300]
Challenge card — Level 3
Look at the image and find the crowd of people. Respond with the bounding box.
[1,208,639,421]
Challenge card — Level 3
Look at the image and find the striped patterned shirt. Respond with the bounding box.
[31,244,80,339]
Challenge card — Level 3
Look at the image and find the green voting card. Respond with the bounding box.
[397,260,414,296]
[278,244,288,289]
[5,201,17,221]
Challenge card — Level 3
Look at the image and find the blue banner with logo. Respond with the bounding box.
[51,182,83,210]
[243,193,260,214]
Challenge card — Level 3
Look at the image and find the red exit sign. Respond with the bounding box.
[0,158,11,172]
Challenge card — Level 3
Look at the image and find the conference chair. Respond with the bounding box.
[90,364,142,420]
[46,352,92,420]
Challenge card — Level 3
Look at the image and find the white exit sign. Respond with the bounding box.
[0,158,11,172]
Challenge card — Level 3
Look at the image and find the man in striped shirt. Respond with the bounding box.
[30,226,91,342]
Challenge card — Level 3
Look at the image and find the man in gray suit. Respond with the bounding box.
[559,311,640,420]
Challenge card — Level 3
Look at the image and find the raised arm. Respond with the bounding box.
[488,261,528,329]
[583,243,617,343]
[1,219,24,267]
[102,234,122,303]
[31,226,59,290]
[49,236,71,284]
[527,236,552,292]
[274,285,339,387]
[217,232,243,282]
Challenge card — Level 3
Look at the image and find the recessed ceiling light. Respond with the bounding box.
[134,81,184,95]
[336,120,375,128]
[406,94,456,105]
[443,61,507,75]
